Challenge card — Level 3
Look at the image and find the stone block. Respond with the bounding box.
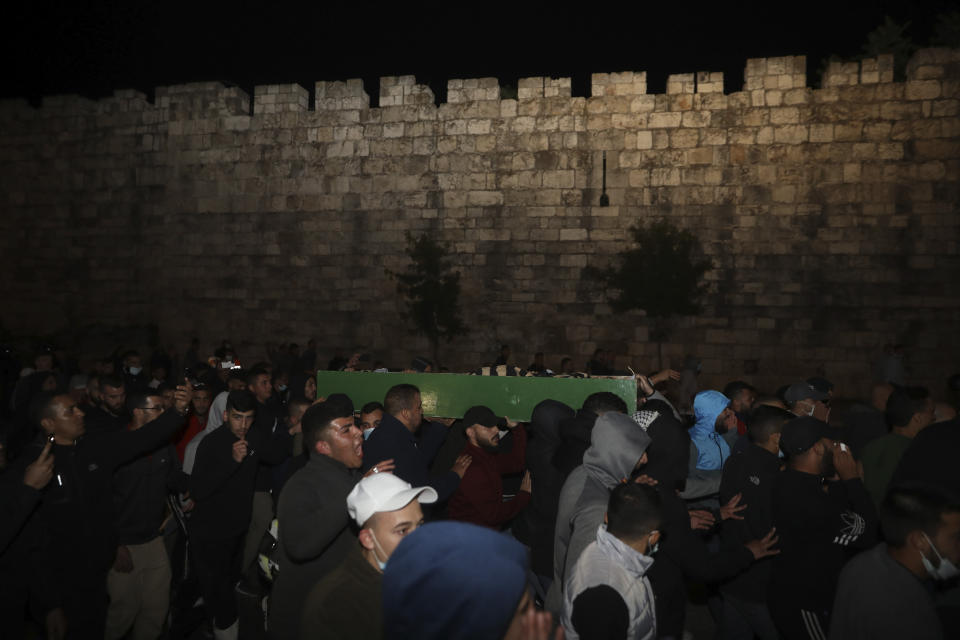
[559,228,588,241]
[648,112,682,128]
[905,80,941,100]
[670,129,699,148]
[773,125,808,144]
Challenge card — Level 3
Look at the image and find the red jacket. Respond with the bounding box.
[174,414,205,462]
[448,425,531,529]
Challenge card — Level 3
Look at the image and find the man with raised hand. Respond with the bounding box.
[768,416,879,639]
[16,380,192,639]
[106,389,189,640]
[448,405,531,529]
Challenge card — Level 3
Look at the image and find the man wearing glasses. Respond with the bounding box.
[106,391,191,640]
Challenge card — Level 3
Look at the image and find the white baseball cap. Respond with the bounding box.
[347,473,438,528]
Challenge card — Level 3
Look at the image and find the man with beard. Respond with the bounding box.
[768,416,879,640]
[722,381,757,438]
[84,375,129,436]
[447,405,531,529]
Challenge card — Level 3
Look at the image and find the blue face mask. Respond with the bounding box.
[277,384,288,392]
[363,427,375,440]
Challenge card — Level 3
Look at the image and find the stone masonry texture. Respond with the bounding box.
[1,50,958,396]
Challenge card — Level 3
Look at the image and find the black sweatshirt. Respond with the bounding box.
[112,440,189,545]
[188,421,289,541]
[769,470,879,612]
[718,443,781,602]
[647,487,754,637]
[252,399,289,493]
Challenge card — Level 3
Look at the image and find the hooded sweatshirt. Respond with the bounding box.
[512,399,575,578]
[181,390,229,474]
[546,413,652,613]
[689,390,731,471]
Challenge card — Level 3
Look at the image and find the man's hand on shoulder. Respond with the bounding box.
[452,454,472,478]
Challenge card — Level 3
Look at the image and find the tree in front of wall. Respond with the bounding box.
[585,218,713,370]
[388,232,467,368]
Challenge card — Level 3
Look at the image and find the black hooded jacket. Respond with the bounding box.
[512,399,575,577]
[552,408,599,479]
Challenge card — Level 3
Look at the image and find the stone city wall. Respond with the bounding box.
[1,49,958,395]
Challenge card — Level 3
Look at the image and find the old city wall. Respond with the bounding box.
[0,49,958,394]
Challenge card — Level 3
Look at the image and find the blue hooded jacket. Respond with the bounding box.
[689,390,732,471]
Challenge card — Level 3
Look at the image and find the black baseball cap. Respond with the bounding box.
[806,377,834,395]
[462,405,504,429]
[784,382,828,405]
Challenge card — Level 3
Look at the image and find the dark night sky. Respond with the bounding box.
[2,1,954,104]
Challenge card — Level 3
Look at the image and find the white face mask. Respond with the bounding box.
[921,533,959,581]
[127,366,142,376]
[277,384,287,392]
[647,532,660,556]
[369,530,388,571]
[363,427,375,440]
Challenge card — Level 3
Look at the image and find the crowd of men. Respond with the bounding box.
[0,340,958,640]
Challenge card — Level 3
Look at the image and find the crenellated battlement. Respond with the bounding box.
[155,82,250,120]
[447,77,500,103]
[1,49,956,122]
[823,55,895,86]
[0,48,957,392]
[517,77,571,99]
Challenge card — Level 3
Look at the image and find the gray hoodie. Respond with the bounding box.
[546,412,652,613]
[182,390,229,474]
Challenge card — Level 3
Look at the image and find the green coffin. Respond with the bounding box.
[315,371,637,421]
